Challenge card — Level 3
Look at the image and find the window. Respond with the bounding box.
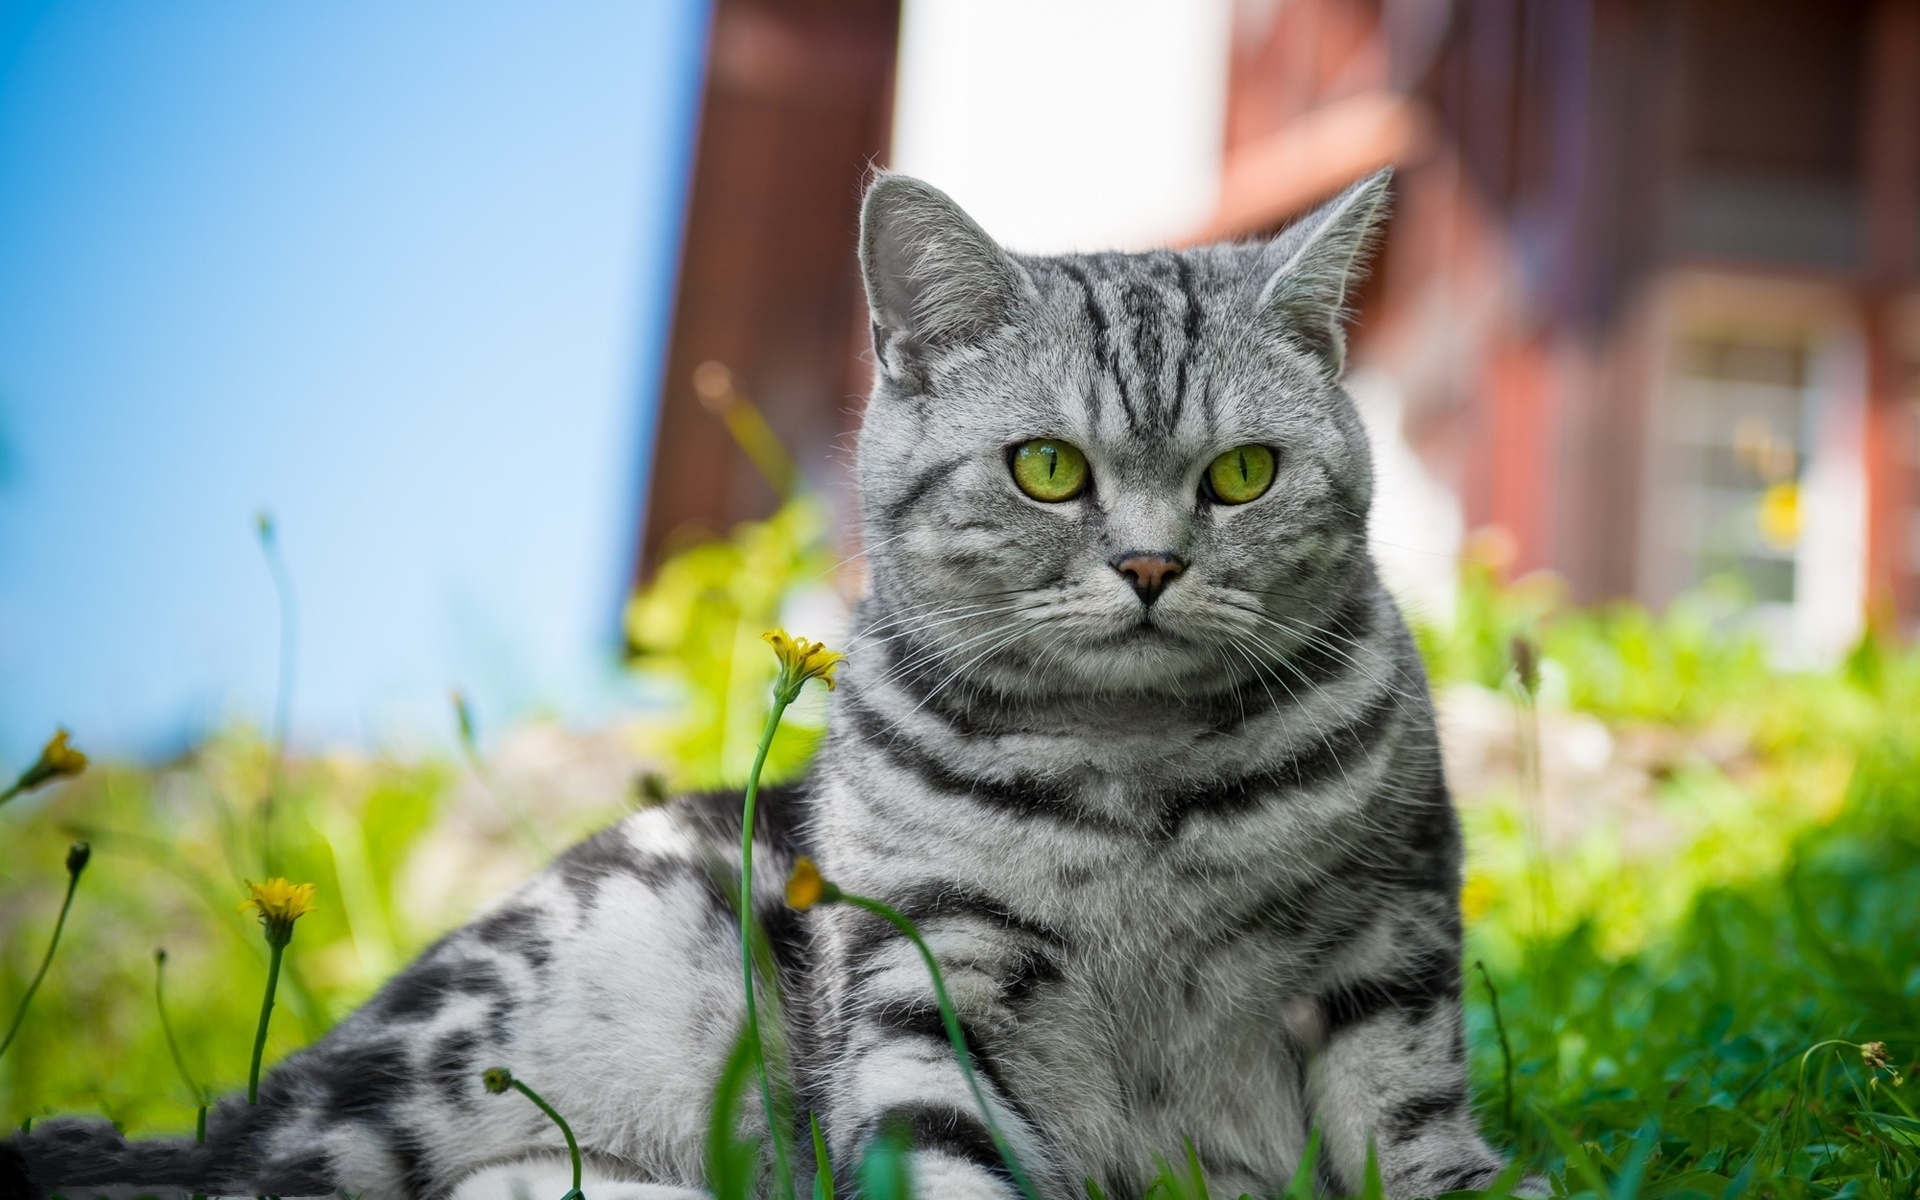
[1663,334,1812,605]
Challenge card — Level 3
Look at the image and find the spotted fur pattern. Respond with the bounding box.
[4,172,1526,1200]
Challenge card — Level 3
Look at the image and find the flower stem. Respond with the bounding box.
[1473,960,1515,1132]
[256,513,297,877]
[157,947,213,1200]
[193,1105,208,1200]
[247,939,286,1104]
[508,1078,584,1199]
[0,845,89,1060]
[836,893,1039,1200]
[155,949,208,1105]
[740,685,798,1200]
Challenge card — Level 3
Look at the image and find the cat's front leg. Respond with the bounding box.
[1306,947,1510,1199]
[816,897,1061,1200]
[449,1157,705,1200]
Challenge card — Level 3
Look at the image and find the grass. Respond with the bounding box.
[1462,740,1920,1199]
[2,507,1916,1197]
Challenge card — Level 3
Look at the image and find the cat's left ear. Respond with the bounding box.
[1255,169,1392,377]
[860,173,1033,391]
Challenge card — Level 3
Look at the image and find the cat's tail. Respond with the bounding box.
[1,1106,337,1200]
[4,1120,213,1199]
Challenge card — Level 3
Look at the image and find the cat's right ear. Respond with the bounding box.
[859,174,1030,391]
[1255,169,1391,377]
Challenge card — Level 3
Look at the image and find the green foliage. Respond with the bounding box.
[0,719,653,1134]
[1415,561,1783,724]
[624,496,838,790]
[1465,735,1920,1199]
[1422,563,1920,1198]
[0,731,470,1133]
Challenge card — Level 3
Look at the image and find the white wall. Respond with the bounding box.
[891,0,1232,253]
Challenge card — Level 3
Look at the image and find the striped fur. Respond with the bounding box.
[4,173,1526,1200]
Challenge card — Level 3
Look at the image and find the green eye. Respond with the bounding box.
[1010,439,1089,502]
[1204,444,1277,504]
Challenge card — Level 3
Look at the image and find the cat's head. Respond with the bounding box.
[853,172,1389,701]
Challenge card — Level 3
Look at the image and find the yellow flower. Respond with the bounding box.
[4,728,89,803]
[1758,482,1801,550]
[38,729,88,776]
[1461,873,1496,924]
[240,878,318,946]
[764,629,845,696]
[785,857,840,911]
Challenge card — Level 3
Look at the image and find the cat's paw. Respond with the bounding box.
[449,1158,704,1200]
[905,1154,1022,1200]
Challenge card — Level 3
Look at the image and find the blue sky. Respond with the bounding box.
[0,0,710,763]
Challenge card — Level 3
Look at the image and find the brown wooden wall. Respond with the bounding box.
[636,0,898,580]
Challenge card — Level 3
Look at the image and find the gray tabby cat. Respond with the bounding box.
[4,170,1525,1200]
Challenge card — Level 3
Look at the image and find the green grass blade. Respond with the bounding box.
[1609,1124,1660,1200]
[811,1111,836,1200]
[1283,1129,1321,1200]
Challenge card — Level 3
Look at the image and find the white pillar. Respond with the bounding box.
[891,0,1232,254]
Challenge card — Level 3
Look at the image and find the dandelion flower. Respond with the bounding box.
[37,730,88,778]
[241,879,316,1103]
[240,878,318,947]
[764,629,845,697]
[1460,873,1495,924]
[785,857,840,911]
[738,628,844,1198]
[2,728,89,806]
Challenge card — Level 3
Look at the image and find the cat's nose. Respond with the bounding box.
[1112,552,1186,606]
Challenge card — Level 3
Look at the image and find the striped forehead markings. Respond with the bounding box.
[1172,254,1202,435]
[1131,252,1205,436]
[1056,258,1138,436]
[1052,254,1207,442]
[1122,269,1169,433]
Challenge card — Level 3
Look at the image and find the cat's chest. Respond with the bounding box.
[824,727,1361,961]
[819,737,1355,1187]
[974,813,1328,1179]
[1009,930,1317,1190]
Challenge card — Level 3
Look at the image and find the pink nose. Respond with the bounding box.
[1112,553,1185,605]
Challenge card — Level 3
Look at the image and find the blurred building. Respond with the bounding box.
[639,0,1920,654]
[637,0,899,577]
[1198,0,1919,658]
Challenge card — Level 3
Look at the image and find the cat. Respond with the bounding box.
[3,169,1529,1200]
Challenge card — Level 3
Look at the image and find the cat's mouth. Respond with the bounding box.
[1100,618,1190,646]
